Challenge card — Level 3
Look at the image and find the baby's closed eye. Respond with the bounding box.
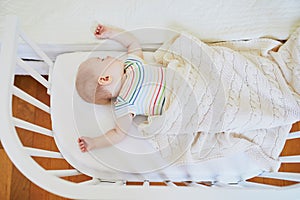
[97,57,104,62]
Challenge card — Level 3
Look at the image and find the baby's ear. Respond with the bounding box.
[98,75,112,85]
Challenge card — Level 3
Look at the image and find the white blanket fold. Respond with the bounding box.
[139,28,300,172]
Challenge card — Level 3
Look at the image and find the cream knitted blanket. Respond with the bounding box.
[139,27,300,172]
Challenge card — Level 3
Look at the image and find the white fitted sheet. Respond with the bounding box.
[51,51,263,183]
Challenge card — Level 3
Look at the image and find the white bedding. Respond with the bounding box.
[51,51,264,183]
[138,29,300,172]
[1,0,300,45]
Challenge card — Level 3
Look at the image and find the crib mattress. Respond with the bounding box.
[50,51,267,183]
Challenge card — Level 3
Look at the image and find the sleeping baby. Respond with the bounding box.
[76,24,167,152]
[77,23,300,153]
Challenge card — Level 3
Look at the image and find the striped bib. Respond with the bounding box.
[114,55,166,118]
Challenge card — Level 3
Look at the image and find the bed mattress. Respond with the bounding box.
[50,51,264,183]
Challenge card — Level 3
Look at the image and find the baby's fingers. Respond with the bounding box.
[95,24,105,35]
[90,21,100,34]
[80,146,87,152]
[90,21,109,39]
[78,138,87,152]
[79,143,87,152]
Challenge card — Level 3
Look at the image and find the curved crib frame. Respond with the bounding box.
[1,15,300,200]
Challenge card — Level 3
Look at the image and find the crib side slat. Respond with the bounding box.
[19,29,54,67]
[258,172,300,182]
[24,147,63,159]
[212,182,243,188]
[47,169,81,177]
[115,180,126,186]
[164,181,178,187]
[287,131,300,140]
[16,57,49,89]
[238,181,279,188]
[78,178,101,185]
[13,86,50,113]
[279,155,300,163]
[143,180,150,187]
[19,29,54,94]
[13,117,53,137]
[183,182,209,188]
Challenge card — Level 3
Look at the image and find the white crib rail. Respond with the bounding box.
[13,86,50,113]
[280,155,300,163]
[1,15,300,199]
[16,57,50,89]
[287,131,300,139]
[13,117,53,137]
[24,147,63,159]
[18,26,54,94]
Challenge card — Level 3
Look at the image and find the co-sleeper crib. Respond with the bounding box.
[1,15,300,200]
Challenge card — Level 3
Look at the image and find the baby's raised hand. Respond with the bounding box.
[78,137,95,152]
[94,24,115,39]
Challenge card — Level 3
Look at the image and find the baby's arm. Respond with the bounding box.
[94,24,143,59]
[78,113,133,152]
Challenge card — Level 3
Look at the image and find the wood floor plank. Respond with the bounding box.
[10,166,31,200]
[0,149,13,200]
[29,185,49,200]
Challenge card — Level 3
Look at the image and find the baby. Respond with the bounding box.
[76,24,166,152]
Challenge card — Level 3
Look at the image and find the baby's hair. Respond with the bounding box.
[76,58,112,105]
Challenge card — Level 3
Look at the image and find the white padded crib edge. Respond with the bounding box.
[1,0,300,45]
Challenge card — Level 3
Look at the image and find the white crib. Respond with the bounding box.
[1,15,300,200]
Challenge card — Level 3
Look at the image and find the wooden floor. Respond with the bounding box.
[1,75,300,200]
